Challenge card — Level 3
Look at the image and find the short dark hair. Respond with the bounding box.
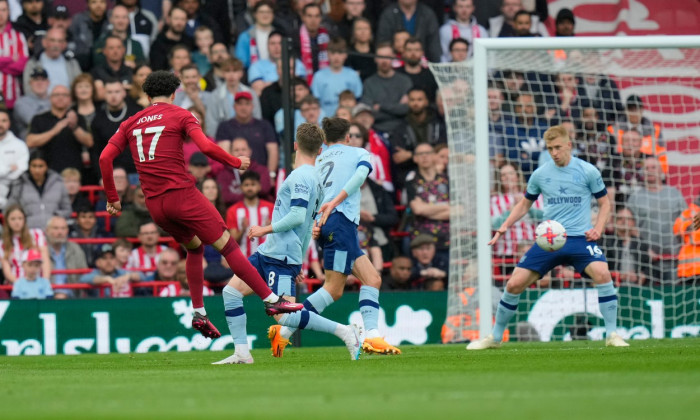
[407,87,428,98]
[514,10,531,21]
[404,36,422,49]
[104,35,125,48]
[253,0,274,13]
[0,109,11,119]
[168,44,190,61]
[180,63,200,75]
[142,70,181,98]
[449,37,469,51]
[29,149,48,164]
[328,37,347,53]
[302,2,321,15]
[322,117,351,144]
[299,94,320,108]
[240,171,261,184]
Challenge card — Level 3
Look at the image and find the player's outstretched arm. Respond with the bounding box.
[249,207,308,239]
[488,196,534,246]
[586,192,612,242]
[188,127,245,169]
[99,142,123,215]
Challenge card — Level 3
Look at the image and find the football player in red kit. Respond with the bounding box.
[99,71,303,339]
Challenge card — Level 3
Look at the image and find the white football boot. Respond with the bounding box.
[605,332,630,347]
[466,334,501,350]
[340,324,363,360]
[211,353,254,364]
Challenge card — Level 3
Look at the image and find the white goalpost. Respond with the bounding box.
[430,36,700,343]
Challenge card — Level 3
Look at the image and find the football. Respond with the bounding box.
[535,220,567,252]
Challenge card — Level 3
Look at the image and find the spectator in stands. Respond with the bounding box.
[0,109,28,209]
[12,0,46,55]
[11,248,54,299]
[274,79,313,139]
[215,91,277,176]
[603,207,649,285]
[26,85,93,174]
[299,94,324,127]
[216,137,272,206]
[260,57,295,124]
[235,1,277,69]
[439,0,487,62]
[555,8,575,37]
[144,247,180,286]
[13,67,50,139]
[81,243,144,297]
[96,166,134,215]
[61,167,91,212]
[206,58,261,137]
[576,107,621,200]
[351,108,393,192]
[361,42,412,134]
[398,38,438,103]
[448,38,469,63]
[376,0,441,63]
[489,0,548,38]
[92,5,146,69]
[627,157,687,284]
[294,3,330,81]
[177,0,223,44]
[129,64,152,108]
[71,73,97,129]
[149,6,192,71]
[187,152,211,184]
[173,64,210,116]
[488,83,509,167]
[69,205,111,267]
[22,27,81,95]
[323,0,367,43]
[248,31,307,97]
[390,30,411,67]
[116,0,159,57]
[434,143,449,175]
[609,94,664,158]
[547,72,590,123]
[409,233,448,290]
[199,178,226,219]
[511,10,540,37]
[311,37,363,117]
[490,162,542,260]
[113,237,132,269]
[613,129,647,203]
[358,173,398,267]
[226,170,274,258]
[346,17,376,81]
[114,186,152,237]
[191,25,214,76]
[168,44,192,78]
[91,36,134,100]
[336,106,352,120]
[91,79,142,181]
[674,203,700,284]
[1,204,51,285]
[7,150,72,230]
[70,0,109,70]
[202,42,230,92]
[0,0,30,112]
[381,256,414,290]
[390,87,446,190]
[503,92,549,176]
[46,215,88,298]
[407,143,450,258]
[578,70,623,124]
[126,221,168,275]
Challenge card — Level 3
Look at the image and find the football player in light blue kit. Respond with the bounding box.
[213,123,362,364]
[269,117,402,356]
[468,125,629,350]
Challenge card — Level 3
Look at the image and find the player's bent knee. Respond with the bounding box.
[506,268,540,294]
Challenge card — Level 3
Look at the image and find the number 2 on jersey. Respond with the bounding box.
[133,126,165,162]
[320,161,334,188]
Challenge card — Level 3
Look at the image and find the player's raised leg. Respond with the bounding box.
[210,230,303,315]
[353,255,401,355]
[585,261,629,347]
[467,267,541,350]
[273,272,341,357]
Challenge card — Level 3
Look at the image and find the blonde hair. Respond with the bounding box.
[296,123,325,155]
[61,167,81,181]
[543,125,570,143]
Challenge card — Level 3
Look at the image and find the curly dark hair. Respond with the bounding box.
[142,70,181,98]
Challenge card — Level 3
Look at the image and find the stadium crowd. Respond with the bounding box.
[0,0,697,300]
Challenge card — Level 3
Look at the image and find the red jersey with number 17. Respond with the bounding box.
[108,103,201,199]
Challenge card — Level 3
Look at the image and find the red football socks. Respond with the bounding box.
[220,237,273,299]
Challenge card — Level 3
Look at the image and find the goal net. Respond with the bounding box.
[430,37,700,344]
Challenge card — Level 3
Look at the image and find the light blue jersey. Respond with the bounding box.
[257,164,321,265]
[316,143,372,224]
[524,157,607,236]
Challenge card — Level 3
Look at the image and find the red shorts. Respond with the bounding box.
[145,187,226,245]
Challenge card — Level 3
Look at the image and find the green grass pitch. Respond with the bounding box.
[1,339,698,420]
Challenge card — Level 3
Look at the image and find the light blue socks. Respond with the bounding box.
[596,281,619,336]
[492,290,520,342]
